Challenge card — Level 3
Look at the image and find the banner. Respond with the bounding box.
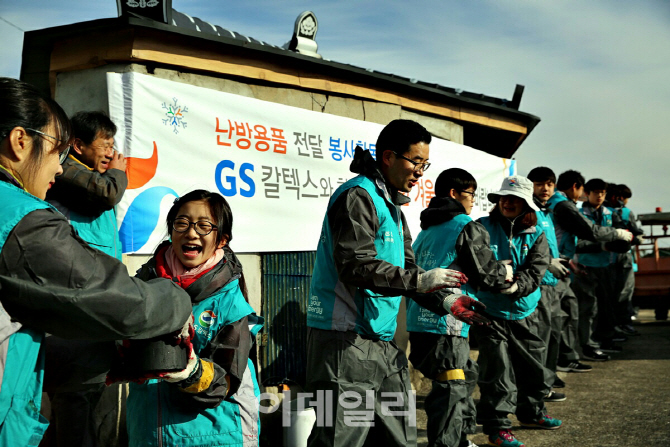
[108,72,516,254]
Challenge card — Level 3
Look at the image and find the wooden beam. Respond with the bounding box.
[131,46,528,135]
[49,28,528,135]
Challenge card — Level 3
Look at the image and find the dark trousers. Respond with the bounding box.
[555,277,581,362]
[611,253,636,326]
[50,386,106,447]
[43,336,116,447]
[409,333,477,447]
[306,328,416,447]
[534,285,561,387]
[572,266,617,348]
[472,313,551,434]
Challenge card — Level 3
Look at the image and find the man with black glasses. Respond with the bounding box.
[306,120,487,447]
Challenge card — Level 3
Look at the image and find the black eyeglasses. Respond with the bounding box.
[458,189,476,199]
[172,218,217,236]
[393,152,431,173]
[25,128,70,164]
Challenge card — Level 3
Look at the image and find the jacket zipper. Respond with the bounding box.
[506,215,520,317]
[396,209,403,261]
[157,381,163,447]
[507,215,520,251]
[111,210,118,257]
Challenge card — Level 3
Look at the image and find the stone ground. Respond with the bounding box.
[415,309,670,447]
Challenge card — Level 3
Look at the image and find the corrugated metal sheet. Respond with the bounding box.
[260,251,315,386]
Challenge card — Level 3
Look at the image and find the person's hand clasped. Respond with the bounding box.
[615,228,633,242]
[548,258,570,279]
[449,296,489,325]
[499,282,519,295]
[162,350,200,383]
[418,268,469,293]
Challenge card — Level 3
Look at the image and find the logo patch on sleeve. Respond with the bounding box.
[198,310,217,328]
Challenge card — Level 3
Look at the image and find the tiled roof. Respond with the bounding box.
[169,9,523,112]
[171,10,282,49]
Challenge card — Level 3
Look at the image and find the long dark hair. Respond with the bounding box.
[0,77,72,183]
[166,189,248,301]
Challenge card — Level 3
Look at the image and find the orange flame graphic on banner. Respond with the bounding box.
[126,142,158,190]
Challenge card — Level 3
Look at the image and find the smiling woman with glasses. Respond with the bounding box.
[127,189,263,447]
[0,77,194,446]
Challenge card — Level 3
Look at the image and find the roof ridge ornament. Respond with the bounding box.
[117,0,172,24]
[284,11,322,59]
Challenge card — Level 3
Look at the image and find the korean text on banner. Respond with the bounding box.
[107,72,516,254]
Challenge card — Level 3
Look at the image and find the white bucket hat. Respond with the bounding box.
[487,175,540,211]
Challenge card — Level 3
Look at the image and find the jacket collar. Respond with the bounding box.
[0,165,24,189]
[533,195,549,213]
[67,154,94,170]
[490,207,537,236]
[139,242,243,303]
[419,197,466,230]
[582,201,611,217]
[350,146,410,207]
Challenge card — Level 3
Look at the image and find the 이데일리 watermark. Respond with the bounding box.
[257,390,416,428]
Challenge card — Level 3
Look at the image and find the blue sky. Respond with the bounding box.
[2,0,670,221]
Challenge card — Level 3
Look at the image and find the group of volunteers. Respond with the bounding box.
[0,76,642,447]
[304,119,641,447]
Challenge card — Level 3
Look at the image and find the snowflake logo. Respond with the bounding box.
[162,98,188,134]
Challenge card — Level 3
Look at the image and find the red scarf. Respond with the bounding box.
[154,245,224,289]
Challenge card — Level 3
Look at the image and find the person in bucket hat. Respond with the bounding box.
[472,175,563,447]
[487,175,540,212]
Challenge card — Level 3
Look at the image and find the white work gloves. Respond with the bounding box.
[635,235,645,245]
[164,314,199,383]
[499,283,519,295]
[174,314,195,344]
[164,348,199,383]
[615,229,633,242]
[499,260,517,294]
[504,264,514,282]
[417,268,468,294]
[548,258,570,279]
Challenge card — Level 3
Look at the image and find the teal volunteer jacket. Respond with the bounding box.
[0,174,191,447]
[406,197,510,337]
[308,148,448,341]
[128,245,264,447]
[475,212,549,320]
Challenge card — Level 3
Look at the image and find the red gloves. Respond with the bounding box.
[418,268,469,293]
[450,296,490,325]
